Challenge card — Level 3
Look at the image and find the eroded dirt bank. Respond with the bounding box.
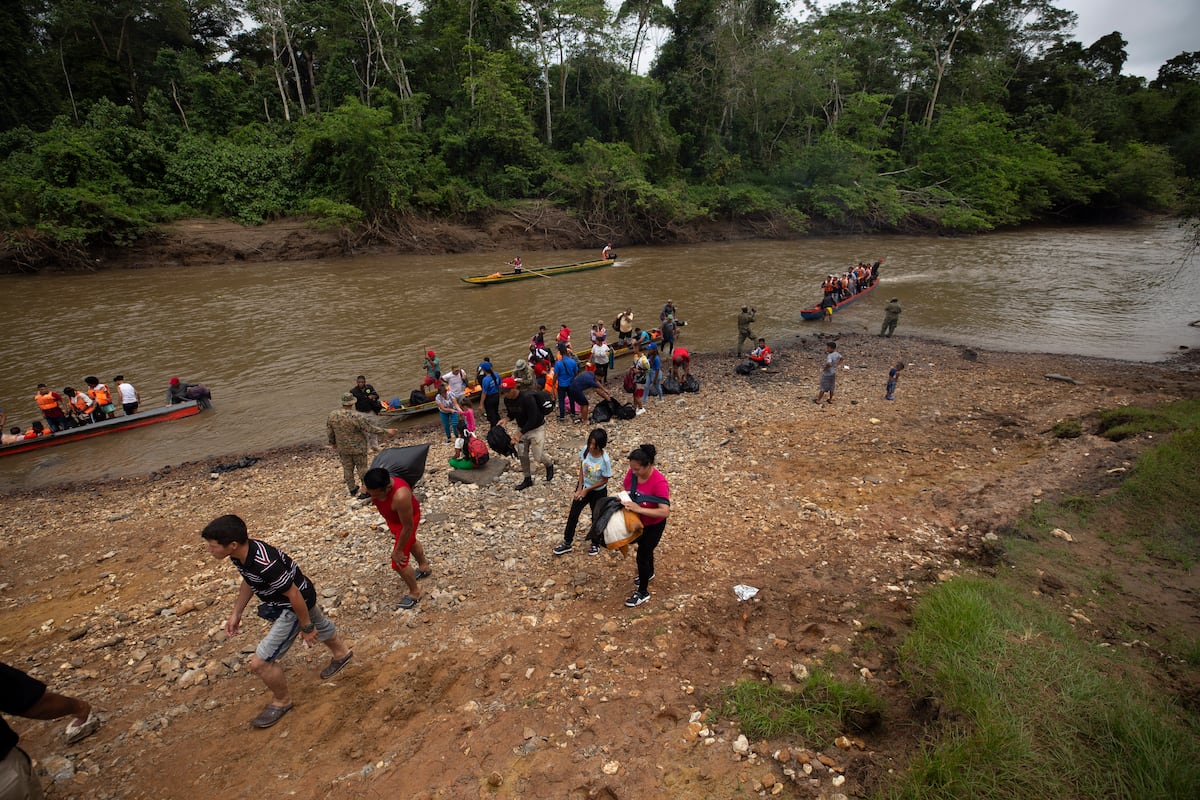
[1,334,1198,799]
[6,206,797,272]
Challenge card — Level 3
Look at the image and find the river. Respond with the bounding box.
[1,219,1197,490]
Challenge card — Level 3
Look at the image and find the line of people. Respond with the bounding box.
[1,377,138,444]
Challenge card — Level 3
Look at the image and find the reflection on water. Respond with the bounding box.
[1,220,1197,489]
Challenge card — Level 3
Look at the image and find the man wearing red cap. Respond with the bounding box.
[500,377,555,490]
[422,349,442,393]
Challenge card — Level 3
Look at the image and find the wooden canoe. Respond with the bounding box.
[462,258,615,285]
[800,280,879,320]
[0,401,203,458]
[378,330,662,420]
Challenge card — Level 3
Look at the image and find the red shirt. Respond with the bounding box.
[623,468,670,527]
[672,347,690,362]
[372,476,422,535]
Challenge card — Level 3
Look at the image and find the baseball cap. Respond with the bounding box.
[646,342,658,351]
[341,392,355,405]
[500,377,517,390]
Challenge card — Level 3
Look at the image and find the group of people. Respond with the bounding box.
[1,375,213,446]
[1,376,139,444]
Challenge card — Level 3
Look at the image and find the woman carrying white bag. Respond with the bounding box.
[621,444,670,608]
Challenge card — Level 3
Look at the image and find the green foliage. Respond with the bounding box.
[891,578,1200,800]
[163,130,297,224]
[1051,420,1083,438]
[717,672,883,746]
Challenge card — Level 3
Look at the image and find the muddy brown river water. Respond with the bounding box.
[1,219,1197,489]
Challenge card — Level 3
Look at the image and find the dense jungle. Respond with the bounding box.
[1,0,1198,270]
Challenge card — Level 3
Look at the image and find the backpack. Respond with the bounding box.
[622,366,637,393]
[532,390,555,414]
[408,388,428,407]
[487,425,517,457]
[466,435,490,467]
[591,398,619,423]
[734,362,754,376]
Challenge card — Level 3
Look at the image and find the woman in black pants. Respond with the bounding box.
[621,444,671,608]
[553,428,612,556]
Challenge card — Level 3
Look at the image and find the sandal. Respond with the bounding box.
[65,711,100,744]
[320,651,354,679]
[415,568,432,580]
[251,703,293,729]
[397,595,421,610]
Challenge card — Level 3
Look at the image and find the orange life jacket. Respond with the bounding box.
[70,394,93,413]
[35,392,60,412]
[89,385,112,405]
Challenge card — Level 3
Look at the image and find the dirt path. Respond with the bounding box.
[2,335,1197,799]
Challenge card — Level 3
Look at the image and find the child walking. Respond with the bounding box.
[885,361,904,400]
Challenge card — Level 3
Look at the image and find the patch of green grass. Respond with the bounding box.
[1109,425,1200,566]
[1096,399,1200,441]
[886,578,1200,800]
[1051,419,1083,438]
[717,671,882,748]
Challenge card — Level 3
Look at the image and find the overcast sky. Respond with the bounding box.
[1058,0,1198,79]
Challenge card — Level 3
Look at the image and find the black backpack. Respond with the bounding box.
[408,388,428,407]
[487,425,517,457]
[532,390,555,413]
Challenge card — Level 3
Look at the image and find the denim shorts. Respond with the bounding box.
[256,603,336,662]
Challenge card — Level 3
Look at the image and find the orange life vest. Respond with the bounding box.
[89,385,112,405]
[35,392,60,412]
[71,394,93,413]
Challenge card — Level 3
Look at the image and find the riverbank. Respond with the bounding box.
[4,205,798,272]
[2,334,1198,799]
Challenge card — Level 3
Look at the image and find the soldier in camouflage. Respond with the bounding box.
[327,393,397,499]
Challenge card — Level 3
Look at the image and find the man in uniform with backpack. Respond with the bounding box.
[500,377,555,491]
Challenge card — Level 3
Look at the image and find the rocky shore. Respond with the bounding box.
[1,333,1197,799]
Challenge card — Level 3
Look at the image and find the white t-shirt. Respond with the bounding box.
[591,343,611,366]
[117,382,138,403]
[444,370,467,399]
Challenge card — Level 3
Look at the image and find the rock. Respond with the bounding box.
[487,772,503,787]
[1045,373,1081,385]
[791,663,809,682]
[1052,528,1074,542]
[601,761,620,775]
[733,734,750,755]
[448,459,508,485]
[41,755,74,782]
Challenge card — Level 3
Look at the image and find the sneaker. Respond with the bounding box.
[348,485,359,497]
[635,407,646,416]
[355,492,371,500]
[587,544,600,556]
[625,590,650,607]
[632,573,655,586]
[546,464,555,482]
[515,477,534,491]
[552,541,573,556]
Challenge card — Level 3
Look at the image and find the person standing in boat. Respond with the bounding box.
[84,377,114,421]
[114,375,139,416]
[509,254,523,272]
[616,308,634,346]
[880,298,902,338]
[34,384,71,432]
[602,242,613,260]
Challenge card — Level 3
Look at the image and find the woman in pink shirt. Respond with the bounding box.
[621,444,670,607]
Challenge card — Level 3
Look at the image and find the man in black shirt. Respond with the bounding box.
[350,375,383,414]
[500,377,555,491]
[1,662,96,795]
[203,514,353,729]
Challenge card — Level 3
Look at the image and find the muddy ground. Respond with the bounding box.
[3,206,797,272]
[1,334,1198,799]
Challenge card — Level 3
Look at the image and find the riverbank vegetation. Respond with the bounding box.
[2,0,1198,269]
[887,402,1200,798]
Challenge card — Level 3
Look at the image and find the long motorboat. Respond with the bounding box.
[462,258,615,285]
[800,280,880,320]
[0,401,203,458]
[379,330,662,421]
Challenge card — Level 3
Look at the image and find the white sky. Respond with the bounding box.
[633,1,1198,81]
[1058,0,1199,79]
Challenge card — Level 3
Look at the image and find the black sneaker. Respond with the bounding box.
[632,573,655,586]
[546,464,555,482]
[587,544,600,556]
[515,477,534,491]
[348,485,359,497]
[625,590,650,607]
[355,492,371,500]
[552,541,573,556]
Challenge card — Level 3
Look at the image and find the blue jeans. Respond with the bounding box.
[647,369,662,400]
[439,411,458,439]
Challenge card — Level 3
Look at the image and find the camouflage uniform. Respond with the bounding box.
[327,408,386,494]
